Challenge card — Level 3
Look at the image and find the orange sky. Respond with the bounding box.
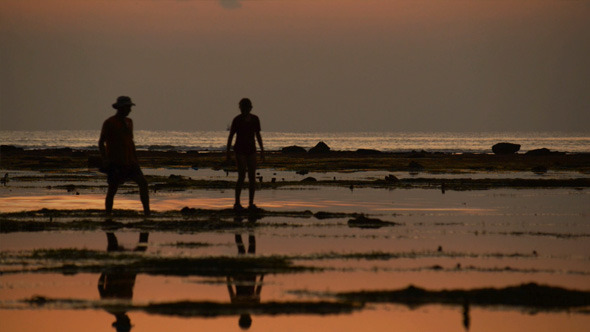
[2,0,589,132]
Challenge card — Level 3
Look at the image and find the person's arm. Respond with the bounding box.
[128,118,138,160]
[256,275,264,295]
[226,276,235,298]
[226,131,235,162]
[256,131,264,163]
[226,119,236,162]
[98,121,108,168]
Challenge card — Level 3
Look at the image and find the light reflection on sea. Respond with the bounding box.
[1,130,589,153]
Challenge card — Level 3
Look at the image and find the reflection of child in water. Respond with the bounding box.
[226,233,264,330]
[97,232,148,332]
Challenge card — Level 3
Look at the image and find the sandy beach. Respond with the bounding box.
[1,149,589,331]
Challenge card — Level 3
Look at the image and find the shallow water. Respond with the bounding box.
[1,169,589,331]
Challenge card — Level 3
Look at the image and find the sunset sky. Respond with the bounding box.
[1,0,589,132]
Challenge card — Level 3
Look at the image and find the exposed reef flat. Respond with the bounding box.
[2,147,589,172]
[335,283,590,312]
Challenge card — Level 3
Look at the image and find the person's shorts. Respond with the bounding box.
[106,164,144,185]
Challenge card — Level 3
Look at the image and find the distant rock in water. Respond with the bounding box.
[525,148,552,156]
[492,142,521,155]
[356,148,382,155]
[308,141,331,154]
[281,145,307,154]
[301,177,317,182]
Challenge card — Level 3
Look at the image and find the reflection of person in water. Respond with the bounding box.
[226,231,264,330]
[97,232,148,332]
[99,96,150,218]
[226,98,264,212]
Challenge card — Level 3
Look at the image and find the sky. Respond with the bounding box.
[1,0,589,132]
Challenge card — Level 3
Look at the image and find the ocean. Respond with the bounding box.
[1,130,589,154]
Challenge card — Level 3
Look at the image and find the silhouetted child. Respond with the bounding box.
[226,98,264,211]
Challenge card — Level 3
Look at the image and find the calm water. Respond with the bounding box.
[1,130,589,153]
[1,187,589,332]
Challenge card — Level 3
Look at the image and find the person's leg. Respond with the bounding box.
[235,234,245,254]
[130,169,150,216]
[235,154,247,208]
[135,232,149,252]
[106,232,119,251]
[246,153,257,208]
[248,234,256,254]
[105,182,118,217]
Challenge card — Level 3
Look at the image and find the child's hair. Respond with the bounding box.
[239,98,252,112]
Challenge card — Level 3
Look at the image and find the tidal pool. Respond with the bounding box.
[1,170,589,331]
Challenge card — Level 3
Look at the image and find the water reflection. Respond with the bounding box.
[462,300,470,331]
[97,232,149,332]
[227,215,264,330]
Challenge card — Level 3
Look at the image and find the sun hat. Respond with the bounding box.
[112,96,136,109]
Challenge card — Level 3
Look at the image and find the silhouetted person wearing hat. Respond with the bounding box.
[98,231,149,332]
[99,96,150,217]
[226,98,264,212]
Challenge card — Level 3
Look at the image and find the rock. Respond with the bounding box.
[301,177,317,182]
[385,174,399,183]
[314,211,348,219]
[409,150,427,158]
[0,145,24,153]
[296,170,309,175]
[348,215,399,229]
[492,142,520,155]
[356,148,382,155]
[181,206,197,215]
[525,148,551,156]
[281,145,307,154]
[308,141,331,154]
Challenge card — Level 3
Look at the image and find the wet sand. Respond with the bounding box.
[1,150,589,331]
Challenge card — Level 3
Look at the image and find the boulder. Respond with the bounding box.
[0,145,24,153]
[308,141,331,154]
[356,148,382,155]
[281,145,307,154]
[301,177,317,182]
[525,148,551,156]
[492,142,520,155]
[348,215,399,229]
[385,174,399,183]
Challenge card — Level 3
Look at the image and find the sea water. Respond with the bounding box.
[1,130,589,153]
